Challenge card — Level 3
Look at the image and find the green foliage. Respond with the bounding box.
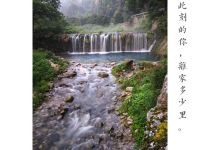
[112,61,132,77]
[156,13,167,36]
[113,9,124,23]
[74,24,124,34]
[113,59,167,148]
[33,0,73,50]
[65,24,78,33]
[134,17,152,32]
[126,0,167,14]
[33,49,68,110]
[80,15,110,25]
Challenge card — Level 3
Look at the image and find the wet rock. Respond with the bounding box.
[125,87,133,92]
[94,118,104,128]
[73,104,81,110]
[58,83,72,88]
[60,106,68,117]
[91,63,98,68]
[115,131,124,139]
[75,63,81,66]
[79,80,87,84]
[111,96,117,101]
[110,62,116,66]
[105,125,114,133]
[63,71,77,78]
[121,91,127,97]
[48,133,60,143]
[107,106,115,113]
[127,120,132,125]
[98,134,107,140]
[57,115,62,120]
[85,140,95,149]
[65,96,74,103]
[96,91,104,98]
[98,72,109,78]
[116,111,121,116]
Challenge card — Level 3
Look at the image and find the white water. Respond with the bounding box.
[70,32,152,54]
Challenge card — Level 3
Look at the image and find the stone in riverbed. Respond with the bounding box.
[62,71,77,78]
[57,115,62,120]
[91,63,98,68]
[65,96,74,103]
[105,125,114,133]
[110,62,116,66]
[98,72,109,78]
[107,106,115,113]
[75,63,81,66]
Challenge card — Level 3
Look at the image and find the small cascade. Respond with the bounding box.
[69,32,152,54]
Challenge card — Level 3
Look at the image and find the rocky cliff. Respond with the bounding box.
[142,75,167,150]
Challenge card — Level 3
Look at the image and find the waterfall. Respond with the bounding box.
[69,32,153,54]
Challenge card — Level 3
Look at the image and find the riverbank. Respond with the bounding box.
[33,50,69,110]
[112,59,167,149]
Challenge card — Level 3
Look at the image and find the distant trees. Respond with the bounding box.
[80,15,110,25]
[33,0,67,50]
[113,9,124,23]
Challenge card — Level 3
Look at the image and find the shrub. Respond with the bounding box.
[33,49,68,109]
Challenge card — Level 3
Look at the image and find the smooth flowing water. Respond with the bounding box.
[68,32,155,54]
[33,62,134,150]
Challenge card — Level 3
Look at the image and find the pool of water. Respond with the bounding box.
[56,52,159,63]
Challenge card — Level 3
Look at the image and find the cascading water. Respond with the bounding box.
[69,32,153,54]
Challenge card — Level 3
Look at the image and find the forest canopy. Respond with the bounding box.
[33,0,68,50]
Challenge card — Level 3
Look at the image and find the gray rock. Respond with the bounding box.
[98,72,109,78]
[107,106,115,113]
[63,71,77,78]
[57,115,62,120]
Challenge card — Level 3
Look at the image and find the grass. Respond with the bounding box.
[70,16,151,34]
[73,24,124,33]
[33,49,69,110]
[112,59,167,149]
[112,62,132,77]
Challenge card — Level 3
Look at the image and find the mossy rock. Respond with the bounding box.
[65,96,74,103]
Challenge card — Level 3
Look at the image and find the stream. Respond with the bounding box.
[33,61,134,150]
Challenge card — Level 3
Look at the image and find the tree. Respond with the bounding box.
[33,0,67,50]
[113,10,124,23]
